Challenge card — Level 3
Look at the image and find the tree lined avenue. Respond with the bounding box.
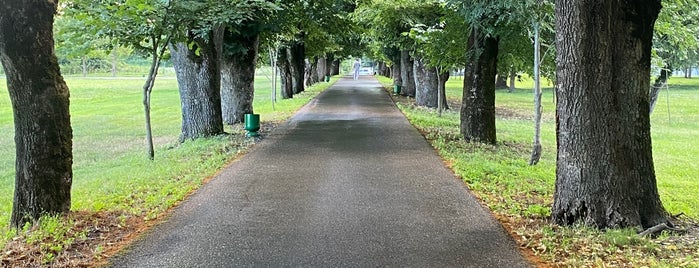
[1,0,698,266]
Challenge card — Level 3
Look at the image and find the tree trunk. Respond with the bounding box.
[414,57,440,108]
[221,34,259,125]
[649,64,670,115]
[392,54,402,87]
[0,0,72,228]
[317,57,327,81]
[111,47,118,77]
[170,40,224,141]
[143,36,170,160]
[439,70,450,110]
[436,68,450,114]
[82,55,88,77]
[495,73,507,88]
[460,29,498,144]
[331,59,340,76]
[304,57,318,88]
[384,62,391,77]
[529,22,543,166]
[325,54,334,77]
[287,42,305,94]
[400,50,415,96]
[552,0,669,229]
[508,68,516,93]
[278,46,293,99]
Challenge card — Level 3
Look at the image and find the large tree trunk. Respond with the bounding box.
[391,54,402,87]
[649,64,670,115]
[304,57,319,87]
[413,58,439,108]
[287,41,305,94]
[0,0,73,228]
[460,29,498,144]
[170,40,224,141]
[221,33,259,125]
[277,46,293,99]
[325,54,334,78]
[331,59,340,76]
[317,57,327,81]
[552,0,669,229]
[400,50,415,96]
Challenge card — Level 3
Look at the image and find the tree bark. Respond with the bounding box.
[552,0,669,229]
[438,70,450,110]
[508,68,516,93]
[414,57,448,108]
[460,29,498,144]
[170,40,224,141]
[317,57,327,81]
[0,0,73,228]
[325,54,334,77]
[392,54,402,87]
[221,33,259,125]
[304,57,318,87]
[287,41,305,94]
[400,50,415,96]
[331,59,340,76]
[649,64,670,115]
[437,67,444,116]
[277,46,293,99]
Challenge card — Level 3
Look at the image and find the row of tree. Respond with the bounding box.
[356,0,699,230]
[0,0,365,229]
[360,0,698,143]
[2,0,698,232]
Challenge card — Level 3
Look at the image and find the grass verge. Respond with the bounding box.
[0,75,338,267]
[377,75,699,267]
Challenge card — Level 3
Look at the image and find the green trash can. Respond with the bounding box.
[393,85,401,95]
[325,75,330,82]
[244,113,260,137]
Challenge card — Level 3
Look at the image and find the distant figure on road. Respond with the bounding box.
[353,58,361,80]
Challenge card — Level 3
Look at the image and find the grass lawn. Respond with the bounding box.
[0,73,335,266]
[379,75,699,267]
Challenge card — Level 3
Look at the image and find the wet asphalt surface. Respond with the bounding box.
[109,76,531,267]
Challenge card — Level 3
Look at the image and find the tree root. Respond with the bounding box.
[639,223,688,237]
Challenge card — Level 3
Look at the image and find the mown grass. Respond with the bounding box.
[0,73,336,265]
[378,75,699,267]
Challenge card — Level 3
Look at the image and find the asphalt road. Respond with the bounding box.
[109,76,531,267]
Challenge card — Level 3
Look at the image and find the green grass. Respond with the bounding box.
[0,73,335,253]
[378,75,699,266]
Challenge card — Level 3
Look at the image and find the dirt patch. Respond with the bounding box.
[1,211,149,268]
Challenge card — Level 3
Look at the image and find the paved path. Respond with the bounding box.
[110,77,531,267]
